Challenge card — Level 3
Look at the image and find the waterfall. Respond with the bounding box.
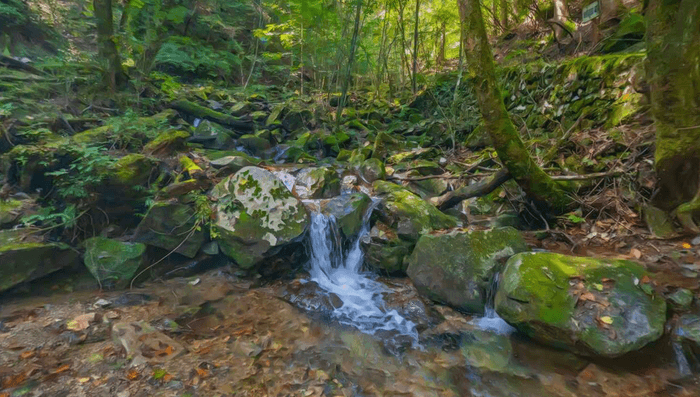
[307,210,419,344]
[472,273,515,335]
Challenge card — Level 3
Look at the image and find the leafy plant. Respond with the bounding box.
[46,145,116,200]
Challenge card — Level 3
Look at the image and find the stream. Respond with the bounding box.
[0,203,699,396]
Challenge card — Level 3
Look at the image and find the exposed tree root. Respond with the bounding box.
[431,169,511,210]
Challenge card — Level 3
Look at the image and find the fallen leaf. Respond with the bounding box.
[67,313,96,331]
[127,369,140,381]
[78,377,91,383]
[600,316,614,325]
[630,248,642,259]
[579,292,597,302]
[54,364,71,374]
[683,243,692,249]
[19,350,35,360]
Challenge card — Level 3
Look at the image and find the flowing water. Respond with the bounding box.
[306,210,419,345]
[472,273,516,335]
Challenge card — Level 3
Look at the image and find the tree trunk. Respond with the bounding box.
[456,0,569,211]
[94,0,127,90]
[437,21,446,67]
[335,0,363,125]
[412,0,420,94]
[500,0,508,30]
[552,0,569,41]
[646,0,700,232]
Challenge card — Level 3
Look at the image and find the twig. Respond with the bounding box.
[550,170,622,181]
[432,169,511,211]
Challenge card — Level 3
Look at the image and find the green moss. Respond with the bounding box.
[110,154,157,185]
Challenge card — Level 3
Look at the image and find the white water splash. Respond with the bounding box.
[307,211,419,343]
[472,273,516,335]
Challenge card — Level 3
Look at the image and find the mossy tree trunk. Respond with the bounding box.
[646,0,700,232]
[94,0,127,90]
[457,0,569,212]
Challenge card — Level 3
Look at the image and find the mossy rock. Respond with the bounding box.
[406,228,528,314]
[674,315,700,367]
[238,134,272,157]
[495,252,667,357]
[320,193,372,240]
[108,154,158,186]
[0,229,79,292]
[371,131,404,160]
[134,202,205,258]
[293,167,341,199]
[282,109,313,132]
[83,237,146,289]
[143,129,190,156]
[72,110,177,147]
[373,180,458,242]
[359,158,386,183]
[211,166,309,269]
[362,221,414,274]
[193,120,236,150]
[0,199,28,228]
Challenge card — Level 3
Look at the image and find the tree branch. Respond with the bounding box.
[431,169,511,211]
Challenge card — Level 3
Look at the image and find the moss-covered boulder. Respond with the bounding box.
[143,129,190,156]
[108,154,158,186]
[495,252,667,357]
[72,110,177,147]
[83,237,146,289]
[293,167,341,199]
[359,158,386,183]
[0,229,79,292]
[406,228,527,314]
[192,120,235,150]
[211,166,309,269]
[362,221,414,274]
[134,202,205,258]
[238,134,272,157]
[0,199,29,228]
[373,180,457,242]
[320,193,372,240]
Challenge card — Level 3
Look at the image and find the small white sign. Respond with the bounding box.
[582,1,600,23]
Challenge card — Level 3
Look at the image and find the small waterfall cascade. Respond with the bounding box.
[306,209,419,344]
[472,273,516,335]
[673,327,693,377]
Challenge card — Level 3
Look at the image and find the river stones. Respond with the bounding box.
[406,228,528,314]
[674,314,700,367]
[0,229,79,292]
[83,237,147,289]
[495,252,667,358]
[134,202,205,258]
[320,192,371,240]
[294,167,341,199]
[212,166,309,269]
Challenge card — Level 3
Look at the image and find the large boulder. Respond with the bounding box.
[363,181,458,274]
[373,181,457,242]
[83,237,147,289]
[495,252,667,357]
[320,193,372,240]
[406,228,528,314]
[0,229,79,292]
[134,202,205,258]
[294,167,341,199]
[211,166,309,269]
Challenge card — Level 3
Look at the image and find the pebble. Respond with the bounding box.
[691,235,700,246]
[94,299,112,308]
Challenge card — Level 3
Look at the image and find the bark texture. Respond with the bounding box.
[646,0,700,232]
[457,0,569,211]
[94,0,127,90]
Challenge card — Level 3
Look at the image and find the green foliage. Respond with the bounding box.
[21,204,79,230]
[154,36,242,79]
[46,145,116,200]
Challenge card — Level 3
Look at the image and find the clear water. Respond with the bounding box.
[307,211,419,345]
[472,273,516,335]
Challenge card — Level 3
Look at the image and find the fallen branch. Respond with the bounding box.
[171,99,254,132]
[550,170,622,181]
[431,169,511,211]
[388,171,496,182]
[0,56,47,76]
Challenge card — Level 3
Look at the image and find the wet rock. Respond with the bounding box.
[112,321,187,366]
[320,193,372,240]
[406,228,528,314]
[211,166,309,269]
[675,314,700,368]
[0,229,79,292]
[362,221,415,274]
[667,288,694,312]
[0,198,34,228]
[495,252,667,357]
[134,202,205,258]
[293,167,341,199]
[460,330,525,375]
[83,237,147,289]
[371,131,404,160]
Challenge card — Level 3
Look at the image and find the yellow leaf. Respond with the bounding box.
[600,316,613,325]
[593,283,604,291]
[683,243,692,249]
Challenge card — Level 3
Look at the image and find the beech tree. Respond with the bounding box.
[456,0,569,211]
[646,0,700,232]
